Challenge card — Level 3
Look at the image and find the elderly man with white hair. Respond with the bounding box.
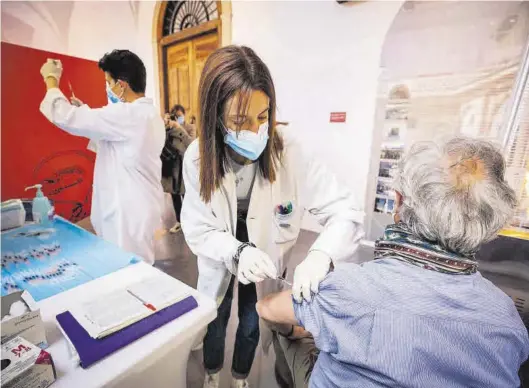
[257,137,529,388]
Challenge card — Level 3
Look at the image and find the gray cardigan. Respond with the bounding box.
[161,121,196,195]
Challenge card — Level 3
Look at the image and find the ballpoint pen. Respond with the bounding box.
[127,289,156,311]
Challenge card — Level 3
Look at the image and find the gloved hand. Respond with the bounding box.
[238,246,277,285]
[292,251,331,303]
[40,59,63,82]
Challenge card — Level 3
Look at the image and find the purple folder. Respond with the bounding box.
[56,295,198,368]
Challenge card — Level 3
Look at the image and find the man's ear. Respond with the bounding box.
[395,191,403,208]
[117,79,129,92]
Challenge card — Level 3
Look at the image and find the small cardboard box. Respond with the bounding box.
[1,336,56,388]
[1,291,47,349]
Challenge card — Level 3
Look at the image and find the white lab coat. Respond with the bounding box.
[181,129,364,348]
[40,88,165,264]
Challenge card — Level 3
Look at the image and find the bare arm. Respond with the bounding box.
[256,290,298,326]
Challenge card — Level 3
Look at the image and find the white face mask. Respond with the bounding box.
[223,122,270,161]
[106,84,120,104]
[106,81,123,104]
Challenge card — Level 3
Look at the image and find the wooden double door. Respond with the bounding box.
[164,32,219,122]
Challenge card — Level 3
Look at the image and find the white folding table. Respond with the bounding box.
[37,262,216,388]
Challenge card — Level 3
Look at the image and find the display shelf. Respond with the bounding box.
[375,193,395,200]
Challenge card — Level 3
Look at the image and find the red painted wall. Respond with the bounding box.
[1,42,107,221]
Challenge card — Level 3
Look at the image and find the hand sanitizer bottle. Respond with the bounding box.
[25,184,54,225]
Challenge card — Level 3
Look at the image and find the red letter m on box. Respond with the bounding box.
[11,344,31,357]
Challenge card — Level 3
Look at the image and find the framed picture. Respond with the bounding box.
[383,121,407,144]
[380,148,403,161]
[374,197,395,213]
[376,180,393,197]
[385,107,408,120]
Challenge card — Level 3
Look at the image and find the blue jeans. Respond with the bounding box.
[203,215,260,378]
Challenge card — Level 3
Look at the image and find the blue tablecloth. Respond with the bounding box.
[1,217,140,301]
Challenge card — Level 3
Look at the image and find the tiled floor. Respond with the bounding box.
[153,195,373,388]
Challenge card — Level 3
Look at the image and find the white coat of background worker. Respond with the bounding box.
[39,50,165,264]
[181,45,365,388]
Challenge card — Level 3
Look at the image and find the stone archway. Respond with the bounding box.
[153,1,231,116]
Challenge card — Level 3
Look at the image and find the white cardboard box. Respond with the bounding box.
[1,291,47,349]
[1,336,56,388]
[1,199,26,231]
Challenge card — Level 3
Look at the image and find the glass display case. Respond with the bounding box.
[365,1,529,241]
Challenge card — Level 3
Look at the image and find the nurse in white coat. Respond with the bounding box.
[39,51,165,264]
[181,46,364,388]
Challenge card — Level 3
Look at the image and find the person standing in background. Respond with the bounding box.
[39,50,165,264]
[161,104,196,233]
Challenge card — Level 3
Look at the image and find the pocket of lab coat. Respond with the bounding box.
[273,207,301,243]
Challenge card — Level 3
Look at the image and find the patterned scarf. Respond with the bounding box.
[374,223,478,275]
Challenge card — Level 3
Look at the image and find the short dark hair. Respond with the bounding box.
[170,104,185,116]
[98,50,146,93]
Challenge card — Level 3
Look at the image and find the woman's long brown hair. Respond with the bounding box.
[198,45,284,203]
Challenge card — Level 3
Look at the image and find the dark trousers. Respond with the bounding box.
[203,215,260,378]
[172,193,182,222]
[273,332,318,388]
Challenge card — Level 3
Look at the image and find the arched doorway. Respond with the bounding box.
[154,1,227,119]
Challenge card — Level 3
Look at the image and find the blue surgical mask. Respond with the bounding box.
[223,122,269,161]
[106,83,120,104]
[177,116,185,125]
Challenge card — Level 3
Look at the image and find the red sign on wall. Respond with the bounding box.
[1,42,106,222]
[330,112,347,123]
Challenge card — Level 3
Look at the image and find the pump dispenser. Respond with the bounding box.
[25,184,54,224]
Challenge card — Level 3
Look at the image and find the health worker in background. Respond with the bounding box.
[180,45,364,388]
[39,50,165,264]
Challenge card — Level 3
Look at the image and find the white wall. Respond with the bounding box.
[2,0,403,231]
[1,1,159,104]
[231,1,403,230]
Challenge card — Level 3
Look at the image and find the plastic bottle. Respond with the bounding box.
[25,184,54,225]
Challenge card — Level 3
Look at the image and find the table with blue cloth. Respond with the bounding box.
[1,217,140,301]
[1,216,217,388]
